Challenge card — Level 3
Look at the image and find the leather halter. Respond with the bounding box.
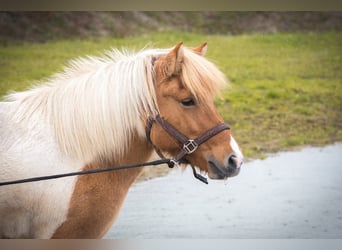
[146,114,230,182]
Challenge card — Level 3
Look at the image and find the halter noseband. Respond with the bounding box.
[146,114,230,183]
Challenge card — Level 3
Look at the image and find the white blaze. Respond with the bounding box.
[230,135,244,160]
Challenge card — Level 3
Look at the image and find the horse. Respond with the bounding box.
[0,42,243,238]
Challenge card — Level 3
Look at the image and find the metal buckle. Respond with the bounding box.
[183,140,198,154]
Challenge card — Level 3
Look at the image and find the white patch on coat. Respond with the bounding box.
[230,135,244,160]
[0,103,81,238]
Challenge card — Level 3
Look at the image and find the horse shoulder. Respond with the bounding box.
[51,164,144,238]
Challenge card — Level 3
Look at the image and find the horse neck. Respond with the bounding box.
[86,132,154,174]
[6,49,159,166]
[50,65,155,163]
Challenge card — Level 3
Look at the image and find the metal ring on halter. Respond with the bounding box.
[168,159,179,168]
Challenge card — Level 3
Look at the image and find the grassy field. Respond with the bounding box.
[1,31,341,162]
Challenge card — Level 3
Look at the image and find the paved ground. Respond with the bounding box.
[106,143,342,238]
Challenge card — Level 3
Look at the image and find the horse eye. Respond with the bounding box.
[181,98,196,107]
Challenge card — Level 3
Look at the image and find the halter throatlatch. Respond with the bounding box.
[146,115,230,184]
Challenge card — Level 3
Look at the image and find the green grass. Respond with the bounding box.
[1,31,341,160]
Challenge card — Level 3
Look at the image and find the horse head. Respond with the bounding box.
[148,42,243,180]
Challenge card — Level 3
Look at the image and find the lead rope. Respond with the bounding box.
[0,159,173,187]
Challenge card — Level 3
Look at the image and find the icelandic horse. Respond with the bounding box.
[0,42,243,238]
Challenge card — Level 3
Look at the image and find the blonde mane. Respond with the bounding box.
[181,48,227,102]
[5,45,227,163]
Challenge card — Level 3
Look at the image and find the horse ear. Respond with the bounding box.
[164,41,184,77]
[192,42,207,56]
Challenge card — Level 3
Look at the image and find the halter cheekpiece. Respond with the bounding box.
[146,114,230,184]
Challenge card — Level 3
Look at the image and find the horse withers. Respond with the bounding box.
[0,42,243,238]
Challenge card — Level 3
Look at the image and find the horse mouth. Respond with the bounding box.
[208,159,240,180]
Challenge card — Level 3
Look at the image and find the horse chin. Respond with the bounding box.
[208,160,241,180]
[208,172,227,180]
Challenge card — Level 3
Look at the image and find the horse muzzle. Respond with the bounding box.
[208,153,243,179]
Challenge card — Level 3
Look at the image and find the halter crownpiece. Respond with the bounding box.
[146,114,230,184]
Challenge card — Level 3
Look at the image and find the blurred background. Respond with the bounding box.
[0,12,341,43]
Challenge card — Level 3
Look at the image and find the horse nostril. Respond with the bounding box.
[228,154,242,169]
